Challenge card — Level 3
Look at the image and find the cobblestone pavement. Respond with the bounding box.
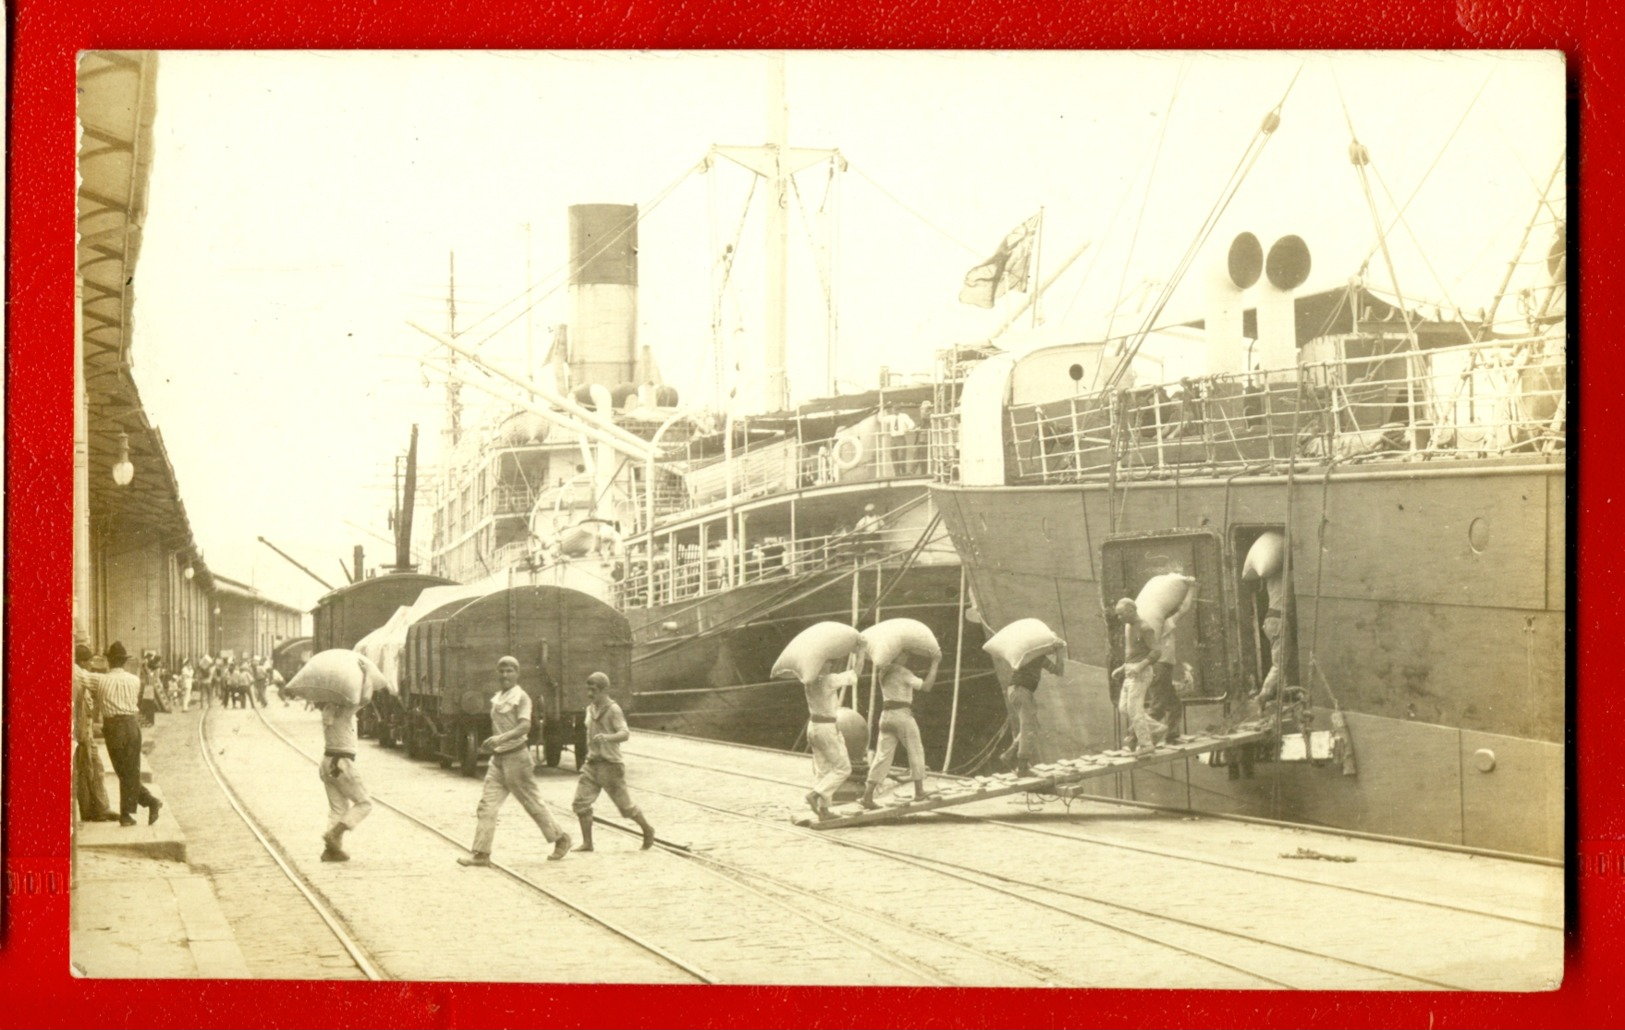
[145,706,366,981]
[242,702,1076,985]
[194,703,693,983]
[153,703,1563,989]
[614,733,1564,991]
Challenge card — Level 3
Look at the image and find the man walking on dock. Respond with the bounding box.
[317,698,372,862]
[803,661,858,820]
[571,672,656,852]
[459,656,571,867]
[861,652,940,809]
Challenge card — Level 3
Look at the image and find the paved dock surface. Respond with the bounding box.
[71,701,1564,989]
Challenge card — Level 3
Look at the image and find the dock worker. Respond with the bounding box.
[1252,567,1291,705]
[803,660,859,821]
[316,694,372,862]
[571,672,656,852]
[1112,598,1165,750]
[999,644,1062,777]
[1148,578,1197,743]
[458,656,571,867]
[860,651,942,809]
[96,642,163,827]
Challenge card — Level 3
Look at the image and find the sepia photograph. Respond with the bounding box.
[70,49,1565,990]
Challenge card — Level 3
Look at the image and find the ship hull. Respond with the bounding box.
[932,457,1565,858]
[624,561,1008,775]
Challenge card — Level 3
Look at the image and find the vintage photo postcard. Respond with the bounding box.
[71,49,1565,990]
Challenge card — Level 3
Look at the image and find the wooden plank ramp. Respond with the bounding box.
[794,726,1276,830]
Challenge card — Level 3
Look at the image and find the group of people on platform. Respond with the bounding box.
[312,662,654,867]
[71,643,296,827]
[73,641,164,827]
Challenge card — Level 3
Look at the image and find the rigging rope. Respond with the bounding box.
[1356,68,1497,277]
[789,172,835,312]
[847,163,984,257]
[1065,78,1181,334]
[1331,66,1416,344]
[1369,163,1480,343]
[1104,63,1304,392]
[1104,58,1188,348]
[708,156,724,411]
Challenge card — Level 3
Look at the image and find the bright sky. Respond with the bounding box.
[126,50,1565,613]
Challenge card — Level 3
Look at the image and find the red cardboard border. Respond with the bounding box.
[9,3,1616,1026]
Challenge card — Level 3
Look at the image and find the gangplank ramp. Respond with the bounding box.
[795,726,1276,830]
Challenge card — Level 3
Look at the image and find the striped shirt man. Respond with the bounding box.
[96,667,143,718]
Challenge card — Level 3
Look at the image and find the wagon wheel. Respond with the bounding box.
[460,726,481,778]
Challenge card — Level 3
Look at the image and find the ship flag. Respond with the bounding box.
[959,213,1041,309]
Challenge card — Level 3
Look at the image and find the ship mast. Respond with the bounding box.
[713,55,841,412]
[765,59,791,412]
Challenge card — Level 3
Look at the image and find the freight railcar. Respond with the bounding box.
[271,636,314,684]
[312,573,454,738]
[310,573,455,651]
[397,585,633,776]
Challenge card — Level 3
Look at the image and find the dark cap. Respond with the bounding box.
[75,643,94,664]
[586,671,611,690]
[106,641,129,667]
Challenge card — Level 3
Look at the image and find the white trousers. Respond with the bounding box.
[808,721,851,802]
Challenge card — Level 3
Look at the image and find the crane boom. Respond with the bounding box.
[256,536,338,592]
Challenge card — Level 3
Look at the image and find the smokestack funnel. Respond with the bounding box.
[1257,235,1311,372]
[568,204,639,389]
[1204,232,1262,375]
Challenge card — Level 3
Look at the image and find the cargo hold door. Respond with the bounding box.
[1099,530,1236,703]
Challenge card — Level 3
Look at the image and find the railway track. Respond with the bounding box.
[626,734,1562,928]
[201,704,709,983]
[200,702,1554,988]
[617,736,1561,989]
[197,706,386,980]
[239,703,1055,985]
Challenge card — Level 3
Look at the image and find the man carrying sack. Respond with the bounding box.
[861,652,940,809]
[317,698,372,862]
[802,661,857,821]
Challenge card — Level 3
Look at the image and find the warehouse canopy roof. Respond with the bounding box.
[80,52,216,589]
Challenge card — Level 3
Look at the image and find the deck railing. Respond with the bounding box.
[617,524,954,608]
[1001,333,1564,485]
